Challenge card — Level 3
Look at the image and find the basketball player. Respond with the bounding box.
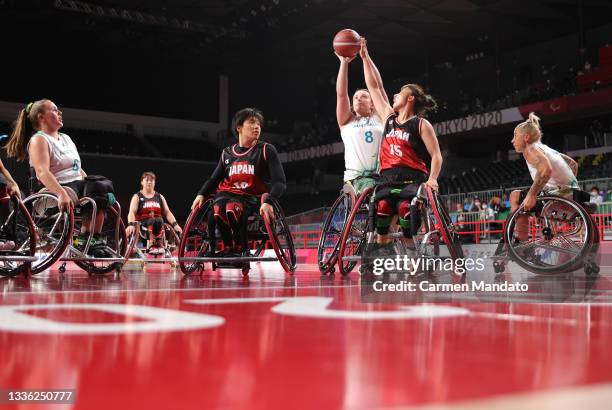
[509,112,579,240]
[359,38,443,243]
[335,50,386,195]
[191,108,286,255]
[126,172,182,255]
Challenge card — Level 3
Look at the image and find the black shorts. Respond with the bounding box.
[212,192,259,215]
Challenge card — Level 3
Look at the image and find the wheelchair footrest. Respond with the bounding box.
[0,255,38,262]
[179,256,277,263]
[60,257,127,262]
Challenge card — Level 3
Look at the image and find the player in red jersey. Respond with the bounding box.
[191,108,286,255]
[359,38,443,243]
[126,172,182,255]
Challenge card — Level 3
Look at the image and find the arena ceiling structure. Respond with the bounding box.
[3,0,612,73]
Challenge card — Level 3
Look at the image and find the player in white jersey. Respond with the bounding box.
[509,112,579,240]
[6,99,116,245]
[336,51,386,194]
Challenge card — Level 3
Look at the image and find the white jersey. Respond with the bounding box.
[526,142,578,195]
[340,115,383,182]
[28,131,82,184]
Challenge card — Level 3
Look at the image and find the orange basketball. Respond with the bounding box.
[333,29,361,58]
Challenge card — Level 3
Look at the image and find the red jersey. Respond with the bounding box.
[217,142,270,196]
[136,192,163,221]
[379,115,429,175]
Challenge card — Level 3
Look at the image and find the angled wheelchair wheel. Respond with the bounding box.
[317,191,353,274]
[263,199,297,273]
[74,205,132,275]
[427,186,464,260]
[413,200,440,275]
[505,196,593,275]
[22,193,74,274]
[338,187,373,276]
[163,223,181,256]
[178,200,214,275]
[0,196,37,277]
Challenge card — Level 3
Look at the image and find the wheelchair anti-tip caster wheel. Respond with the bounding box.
[585,262,600,276]
[242,266,250,276]
[493,261,505,273]
[58,265,66,274]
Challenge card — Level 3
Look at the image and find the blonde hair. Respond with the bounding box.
[5,99,52,161]
[515,112,542,143]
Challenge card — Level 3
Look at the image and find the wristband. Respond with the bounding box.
[171,221,178,227]
[128,221,137,227]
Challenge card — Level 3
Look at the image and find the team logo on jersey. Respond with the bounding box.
[385,129,410,141]
[225,159,229,164]
[228,161,255,176]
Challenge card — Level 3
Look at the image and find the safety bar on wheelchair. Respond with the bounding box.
[178,256,278,263]
[60,257,128,262]
[0,256,38,262]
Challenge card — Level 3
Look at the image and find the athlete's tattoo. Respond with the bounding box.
[528,172,549,197]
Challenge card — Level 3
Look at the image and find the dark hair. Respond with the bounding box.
[400,84,437,117]
[231,108,264,138]
[141,171,156,181]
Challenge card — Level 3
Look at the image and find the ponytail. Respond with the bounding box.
[515,112,542,143]
[401,84,437,117]
[5,99,49,162]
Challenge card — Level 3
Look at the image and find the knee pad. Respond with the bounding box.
[213,204,229,225]
[84,176,115,210]
[225,201,244,225]
[376,199,393,217]
[397,200,411,238]
[152,218,164,237]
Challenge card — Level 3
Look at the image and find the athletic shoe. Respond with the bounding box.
[0,240,15,250]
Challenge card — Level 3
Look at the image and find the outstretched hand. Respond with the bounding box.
[335,51,356,64]
[359,37,368,59]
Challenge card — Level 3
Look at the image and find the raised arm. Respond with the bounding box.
[420,119,443,191]
[336,53,356,128]
[359,38,394,120]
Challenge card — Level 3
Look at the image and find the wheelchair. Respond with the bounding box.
[317,183,358,274]
[492,190,600,276]
[178,194,296,276]
[0,193,37,277]
[336,182,464,276]
[130,220,180,268]
[22,174,137,275]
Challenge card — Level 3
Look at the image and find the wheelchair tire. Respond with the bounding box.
[505,196,593,275]
[22,193,74,274]
[427,186,464,261]
[263,199,297,273]
[338,187,373,276]
[178,200,214,275]
[317,191,353,274]
[0,196,37,277]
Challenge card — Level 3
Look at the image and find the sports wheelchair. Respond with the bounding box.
[0,193,37,277]
[22,174,137,275]
[129,220,181,268]
[335,182,464,276]
[492,190,600,276]
[317,183,358,274]
[178,194,296,276]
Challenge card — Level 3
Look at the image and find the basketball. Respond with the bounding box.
[333,29,361,58]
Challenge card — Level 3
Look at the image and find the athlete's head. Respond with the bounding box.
[512,112,542,153]
[5,99,62,161]
[141,171,156,191]
[232,108,264,146]
[393,84,437,117]
[352,89,375,117]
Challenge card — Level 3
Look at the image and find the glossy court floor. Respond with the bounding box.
[1,245,611,410]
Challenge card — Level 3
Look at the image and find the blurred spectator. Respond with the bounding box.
[470,198,482,212]
[590,120,604,147]
[589,186,603,204]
